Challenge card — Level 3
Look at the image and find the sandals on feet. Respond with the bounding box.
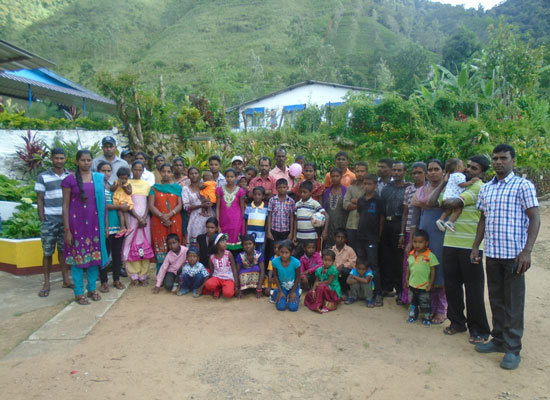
[62,283,75,289]
[443,326,466,335]
[75,295,90,305]
[432,314,446,324]
[86,291,101,301]
[38,287,50,297]
[469,335,487,344]
[99,283,110,293]
[113,281,126,290]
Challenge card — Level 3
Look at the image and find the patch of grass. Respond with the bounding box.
[12,312,24,317]
[363,341,370,349]
[424,363,436,375]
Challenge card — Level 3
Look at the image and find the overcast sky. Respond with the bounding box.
[429,0,504,9]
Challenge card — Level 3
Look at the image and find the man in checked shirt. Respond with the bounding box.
[471,144,540,370]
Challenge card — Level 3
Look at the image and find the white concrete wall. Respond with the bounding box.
[236,83,377,130]
[0,129,127,180]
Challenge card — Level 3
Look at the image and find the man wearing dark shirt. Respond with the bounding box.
[379,161,408,303]
[356,174,385,306]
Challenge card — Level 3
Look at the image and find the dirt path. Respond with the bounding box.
[1,210,549,399]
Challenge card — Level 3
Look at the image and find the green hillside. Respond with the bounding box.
[0,0,543,104]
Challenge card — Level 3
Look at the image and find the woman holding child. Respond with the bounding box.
[122,160,154,285]
[149,163,183,272]
[182,167,214,243]
[409,160,447,324]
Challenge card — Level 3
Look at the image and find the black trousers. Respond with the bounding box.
[163,272,178,291]
[378,219,403,294]
[486,257,525,354]
[443,246,490,338]
[100,234,124,284]
[347,229,358,254]
[266,230,290,262]
[338,266,351,295]
[356,240,381,296]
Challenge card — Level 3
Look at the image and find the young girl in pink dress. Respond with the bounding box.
[216,168,246,255]
[203,233,239,298]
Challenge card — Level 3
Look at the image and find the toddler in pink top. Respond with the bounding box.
[300,240,323,290]
[203,234,239,299]
[152,234,188,293]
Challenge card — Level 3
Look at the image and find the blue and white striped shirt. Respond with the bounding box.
[477,172,539,259]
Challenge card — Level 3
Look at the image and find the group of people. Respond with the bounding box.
[35,136,540,370]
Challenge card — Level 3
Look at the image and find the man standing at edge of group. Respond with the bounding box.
[471,144,540,370]
[427,155,491,344]
[270,147,294,190]
[343,161,368,253]
[92,136,129,185]
[35,148,73,297]
[209,155,226,188]
[248,157,275,200]
[377,158,393,194]
[324,151,356,188]
[379,161,408,302]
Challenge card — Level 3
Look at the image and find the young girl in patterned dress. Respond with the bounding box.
[203,233,239,299]
[235,235,265,298]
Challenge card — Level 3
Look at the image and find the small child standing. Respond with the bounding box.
[111,167,133,237]
[203,233,239,299]
[272,240,301,312]
[436,158,479,232]
[356,174,385,306]
[236,235,265,297]
[152,234,188,293]
[405,230,438,327]
[178,247,209,297]
[266,179,295,242]
[345,263,374,307]
[299,240,323,290]
[244,187,269,253]
[293,180,329,255]
[200,171,217,216]
[263,241,280,300]
[304,249,341,313]
[331,228,357,297]
[238,176,248,191]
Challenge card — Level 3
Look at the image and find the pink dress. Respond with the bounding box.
[216,185,245,250]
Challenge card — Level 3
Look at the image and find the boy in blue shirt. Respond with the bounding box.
[345,263,374,307]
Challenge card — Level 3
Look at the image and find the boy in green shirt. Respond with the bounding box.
[405,229,438,327]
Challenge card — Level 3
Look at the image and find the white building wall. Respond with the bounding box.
[0,129,126,180]
[236,83,371,131]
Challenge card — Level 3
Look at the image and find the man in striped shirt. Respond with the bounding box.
[35,148,73,297]
[471,144,540,370]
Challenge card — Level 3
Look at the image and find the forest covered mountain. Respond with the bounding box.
[0,0,547,104]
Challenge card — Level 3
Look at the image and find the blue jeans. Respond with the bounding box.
[71,265,99,296]
[274,286,300,312]
[181,273,206,290]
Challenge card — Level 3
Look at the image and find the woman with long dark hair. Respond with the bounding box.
[61,150,109,305]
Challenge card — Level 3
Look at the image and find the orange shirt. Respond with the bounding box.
[324,168,356,188]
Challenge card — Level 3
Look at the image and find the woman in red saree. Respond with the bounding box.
[148,163,183,273]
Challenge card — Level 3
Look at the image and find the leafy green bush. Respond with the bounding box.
[0,175,36,202]
[0,202,41,239]
[0,111,115,130]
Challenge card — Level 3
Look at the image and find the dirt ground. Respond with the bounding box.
[0,303,66,357]
[1,209,549,400]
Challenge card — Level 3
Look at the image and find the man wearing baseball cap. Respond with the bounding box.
[231,155,245,178]
[92,136,129,185]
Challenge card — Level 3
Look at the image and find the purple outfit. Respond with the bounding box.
[61,174,103,269]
